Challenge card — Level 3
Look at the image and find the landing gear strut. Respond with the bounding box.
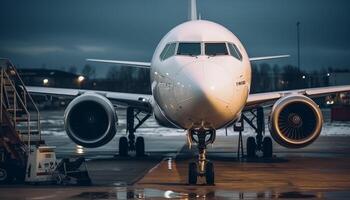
[118,107,151,157]
[187,128,216,185]
[237,107,273,159]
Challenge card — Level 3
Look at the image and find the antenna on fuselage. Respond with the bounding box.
[189,0,198,21]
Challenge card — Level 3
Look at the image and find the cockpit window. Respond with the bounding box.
[177,43,201,56]
[228,43,242,60]
[160,44,170,60]
[160,43,177,61]
[205,43,228,56]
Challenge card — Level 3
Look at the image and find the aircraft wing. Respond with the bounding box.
[26,86,153,111]
[246,85,350,108]
[249,55,290,62]
[86,59,151,68]
[87,55,290,66]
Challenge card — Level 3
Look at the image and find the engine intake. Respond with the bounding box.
[64,93,117,148]
[269,95,323,148]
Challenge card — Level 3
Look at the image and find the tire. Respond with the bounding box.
[135,137,145,157]
[0,164,13,184]
[205,162,215,185]
[246,136,257,158]
[263,137,273,158]
[119,137,128,157]
[56,174,63,185]
[188,162,197,185]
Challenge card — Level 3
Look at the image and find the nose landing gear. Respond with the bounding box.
[187,128,216,185]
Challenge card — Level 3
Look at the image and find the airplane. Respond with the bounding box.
[26,0,350,185]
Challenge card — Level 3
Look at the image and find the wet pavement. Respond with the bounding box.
[2,186,347,199]
[0,109,350,199]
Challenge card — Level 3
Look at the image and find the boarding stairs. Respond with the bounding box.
[0,58,43,165]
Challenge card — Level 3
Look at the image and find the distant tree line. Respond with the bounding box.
[250,63,335,93]
[58,63,349,94]
[81,65,150,94]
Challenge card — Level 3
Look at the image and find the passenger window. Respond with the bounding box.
[228,43,242,60]
[205,43,228,56]
[163,43,176,60]
[177,43,201,56]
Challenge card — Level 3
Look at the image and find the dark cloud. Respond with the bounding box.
[1,0,350,76]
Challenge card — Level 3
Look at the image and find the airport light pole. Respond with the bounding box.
[297,21,301,71]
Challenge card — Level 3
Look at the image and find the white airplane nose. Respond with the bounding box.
[174,61,234,127]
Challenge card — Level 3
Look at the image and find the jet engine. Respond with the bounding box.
[268,95,323,148]
[64,93,117,148]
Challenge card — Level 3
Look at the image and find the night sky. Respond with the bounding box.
[1,0,349,77]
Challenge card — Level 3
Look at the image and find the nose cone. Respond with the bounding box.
[174,61,235,128]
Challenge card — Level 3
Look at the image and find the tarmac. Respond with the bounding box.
[0,110,350,199]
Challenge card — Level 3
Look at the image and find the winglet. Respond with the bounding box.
[249,55,290,62]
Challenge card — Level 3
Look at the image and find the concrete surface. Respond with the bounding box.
[0,110,350,199]
[1,135,350,199]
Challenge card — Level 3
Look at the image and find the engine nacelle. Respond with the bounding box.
[64,93,117,148]
[269,95,323,148]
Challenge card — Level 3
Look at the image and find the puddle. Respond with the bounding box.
[70,188,324,200]
[276,191,316,198]
[74,192,115,199]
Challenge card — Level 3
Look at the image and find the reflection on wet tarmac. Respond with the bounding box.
[167,157,173,170]
[70,187,323,200]
[76,145,84,154]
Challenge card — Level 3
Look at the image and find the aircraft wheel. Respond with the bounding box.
[135,137,145,157]
[119,137,128,157]
[188,162,198,185]
[205,162,215,185]
[0,163,13,184]
[246,136,257,158]
[262,137,273,158]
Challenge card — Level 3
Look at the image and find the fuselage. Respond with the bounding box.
[150,20,251,129]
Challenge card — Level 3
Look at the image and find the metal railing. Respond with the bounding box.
[0,58,41,148]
